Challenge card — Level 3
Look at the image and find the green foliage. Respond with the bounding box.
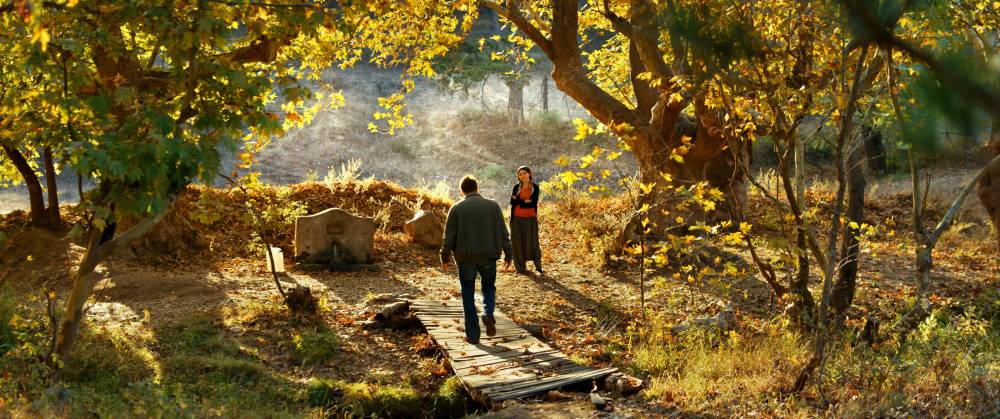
[826,309,1000,417]
[287,327,339,367]
[661,2,764,76]
[0,286,15,357]
[161,314,240,357]
[240,174,308,253]
[186,192,227,227]
[163,354,267,386]
[633,318,808,413]
[62,326,157,388]
[430,376,469,417]
[305,379,419,416]
[534,109,563,127]
[306,377,470,418]
[976,287,1000,328]
[433,40,507,94]
[2,0,474,230]
[473,163,507,184]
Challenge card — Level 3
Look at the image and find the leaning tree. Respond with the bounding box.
[1,0,474,372]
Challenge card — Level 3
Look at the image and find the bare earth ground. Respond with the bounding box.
[12,228,660,416]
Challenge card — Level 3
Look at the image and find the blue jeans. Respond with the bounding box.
[457,261,497,341]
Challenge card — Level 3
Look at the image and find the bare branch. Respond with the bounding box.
[929,153,1000,245]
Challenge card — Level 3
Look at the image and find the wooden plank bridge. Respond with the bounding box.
[408,299,617,403]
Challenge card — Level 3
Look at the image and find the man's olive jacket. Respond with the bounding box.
[440,192,513,264]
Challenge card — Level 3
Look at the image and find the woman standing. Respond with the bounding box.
[509,166,543,274]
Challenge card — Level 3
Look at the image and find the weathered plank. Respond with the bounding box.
[408,299,617,403]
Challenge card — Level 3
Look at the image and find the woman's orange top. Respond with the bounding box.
[513,186,536,218]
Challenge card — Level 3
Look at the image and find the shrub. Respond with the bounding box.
[288,327,339,367]
[0,286,16,357]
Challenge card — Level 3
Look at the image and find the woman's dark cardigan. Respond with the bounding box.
[509,182,540,219]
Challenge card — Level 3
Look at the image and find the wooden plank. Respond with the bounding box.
[488,368,619,400]
[454,354,574,376]
[481,366,612,393]
[449,349,564,368]
[410,300,617,403]
[451,348,568,367]
[482,367,617,396]
[438,341,551,358]
[461,364,595,389]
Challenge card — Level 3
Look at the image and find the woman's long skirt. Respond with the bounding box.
[510,216,542,273]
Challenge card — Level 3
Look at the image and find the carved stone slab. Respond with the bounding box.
[294,208,375,264]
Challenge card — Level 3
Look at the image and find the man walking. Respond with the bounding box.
[441,176,513,343]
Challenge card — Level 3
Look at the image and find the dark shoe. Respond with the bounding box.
[516,270,529,275]
[482,315,496,337]
[464,336,479,344]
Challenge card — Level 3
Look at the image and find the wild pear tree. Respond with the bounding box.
[2,0,473,371]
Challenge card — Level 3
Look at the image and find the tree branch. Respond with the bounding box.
[929,153,1000,246]
[841,0,1000,118]
[481,1,553,57]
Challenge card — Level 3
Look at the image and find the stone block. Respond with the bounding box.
[294,208,375,265]
[403,210,444,248]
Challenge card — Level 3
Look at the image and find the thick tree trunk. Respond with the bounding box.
[507,80,524,125]
[541,75,549,112]
[619,135,748,250]
[830,146,866,323]
[489,0,741,233]
[43,146,61,229]
[1,143,46,227]
[976,120,1000,249]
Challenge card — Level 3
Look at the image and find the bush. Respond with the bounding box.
[306,377,472,418]
[538,188,631,268]
[288,327,339,367]
[0,286,16,357]
[473,163,507,184]
[163,354,267,385]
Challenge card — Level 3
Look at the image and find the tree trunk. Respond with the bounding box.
[488,0,742,231]
[830,145,866,323]
[976,119,1000,250]
[507,80,524,125]
[791,132,815,327]
[43,146,61,229]
[1,143,46,227]
[862,125,886,176]
[480,74,489,112]
[541,75,549,112]
[705,139,750,219]
[51,196,172,374]
[52,226,106,370]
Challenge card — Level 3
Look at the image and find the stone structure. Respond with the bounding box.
[294,208,375,266]
[403,210,444,248]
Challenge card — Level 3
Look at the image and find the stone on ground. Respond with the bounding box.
[403,210,444,248]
